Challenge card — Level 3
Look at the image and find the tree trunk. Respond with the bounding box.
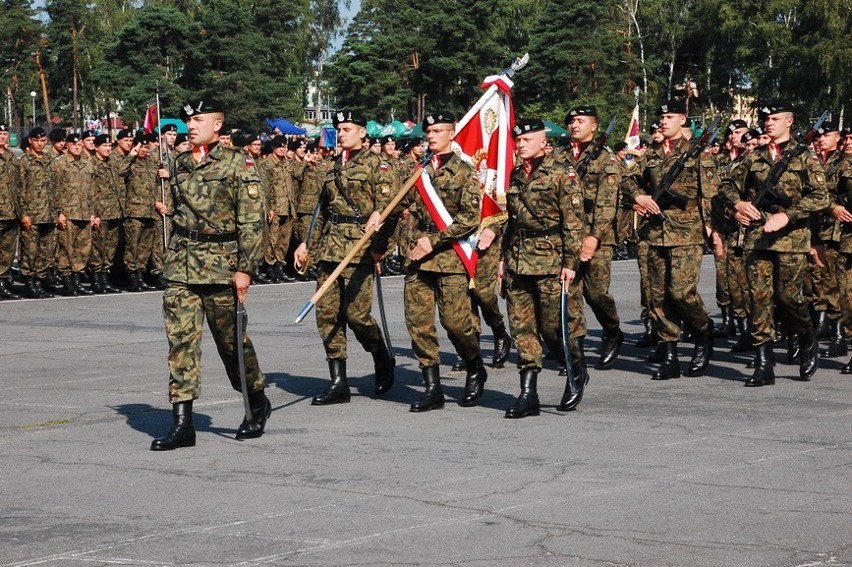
[35,50,52,123]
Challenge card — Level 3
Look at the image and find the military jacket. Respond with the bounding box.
[836,155,852,254]
[92,157,125,220]
[53,154,96,221]
[0,150,21,221]
[297,158,329,215]
[17,153,55,223]
[561,143,622,246]
[815,150,846,243]
[260,155,296,217]
[503,155,584,276]
[719,140,829,253]
[711,152,748,248]
[165,144,266,284]
[624,137,718,247]
[397,152,480,274]
[316,149,396,265]
[120,156,161,219]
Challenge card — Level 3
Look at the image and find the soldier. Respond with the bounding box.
[293,139,328,278]
[113,129,135,159]
[835,148,852,373]
[394,111,487,411]
[379,135,406,275]
[562,106,625,369]
[159,123,178,154]
[89,134,124,294]
[500,118,585,418]
[0,124,22,300]
[151,99,271,450]
[174,133,191,153]
[624,100,716,380]
[17,128,57,299]
[149,132,172,290]
[44,128,66,159]
[293,111,397,405]
[719,102,829,385]
[53,133,98,296]
[81,130,97,159]
[259,136,296,283]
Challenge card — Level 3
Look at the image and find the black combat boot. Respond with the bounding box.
[73,273,94,295]
[236,389,272,439]
[730,317,753,352]
[821,319,847,358]
[274,262,295,283]
[152,273,168,290]
[504,369,540,418]
[492,323,511,368]
[597,328,624,370]
[372,342,395,397]
[127,271,143,292]
[648,342,666,363]
[23,277,43,298]
[312,359,351,405]
[150,401,196,450]
[100,272,122,294]
[814,310,831,341]
[90,271,105,294]
[798,330,819,381]
[452,332,480,371]
[746,352,758,369]
[686,319,714,377]
[652,342,681,380]
[0,278,21,300]
[36,278,54,298]
[44,268,62,290]
[460,358,487,407]
[722,305,737,336]
[787,333,801,364]
[410,365,444,412]
[744,343,775,387]
[636,318,658,348]
[841,355,852,375]
[62,275,79,297]
[252,267,269,284]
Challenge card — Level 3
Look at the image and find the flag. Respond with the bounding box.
[143,102,158,133]
[624,104,641,157]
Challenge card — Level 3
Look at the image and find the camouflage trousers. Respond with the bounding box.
[636,240,652,320]
[505,271,580,370]
[89,218,122,272]
[836,252,852,338]
[57,220,92,276]
[808,243,841,319]
[469,238,505,336]
[647,244,710,343]
[18,223,56,278]
[0,219,17,278]
[124,217,156,272]
[163,282,264,403]
[150,215,169,276]
[725,247,750,319]
[315,261,383,360]
[404,269,480,368]
[387,212,414,258]
[714,245,731,307]
[582,245,620,333]
[746,250,811,346]
[263,215,293,266]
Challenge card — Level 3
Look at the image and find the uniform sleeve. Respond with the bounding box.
[588,157,621,240]
[620,155,646,203]
[699,155,719,226]
[787,155,830,224]
[558,168,584,271]
[370,157,402,254]
[718,157,749,208]
[233,155,268,274]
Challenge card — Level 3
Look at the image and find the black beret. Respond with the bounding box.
[174,134,188,146]
[49,128,67,142]
[65,133,82,143]
[159,123,178,134]
[649,123,660,133]
[0,124,8,132]
[231,132,246,147]
[422,111,456,130]
[81,130,96,140]
[656,100,686,116]
[145,132,160,144]
[132,132,146,145]
[380,135,395,145]
[218,124,231,136]
[29,127,46,138]
[306,139,319,151]
[368,137,380,146]
[816,121,839,135]
[332,110,367,128]
[565,106,598,124]
[613,141,628,152]
[179,99,224,122]
[842,127,852,137]
[759,101,794,119]
[269,136,287,148]
[242,132,260,144]
[512,118,546,137]
[94,134,111,147]
[726,120,748,133]
[287,138,305,151]
[741,129,762,144]
[115,129,133,140]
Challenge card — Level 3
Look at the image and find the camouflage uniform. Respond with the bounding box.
[120,155,160,273]
[810,149,846,322]
[52,153,96,276]
[0,150,21,282]
[151,149,174,280]
[469,223,507,337]
[89,155,125,274]
[163,143,267,403]
[719,140,830,346]
[17,153,57,280]
[713,152,751,321]
[259,154,296,267]
[295,156,330,268]
[712,152,735,312]
[503,155,584,370]
[834,155,852,342]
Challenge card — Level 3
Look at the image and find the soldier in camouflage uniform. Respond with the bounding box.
[834,151,852,373]
[293,111,397,405]
[562,106,625,370]
[17,128,57,299]
[150,126,178,290]
[151,99,271,451]
[623,100,716,381]
[53,133,98,297]
[44,128,66,160]
[0,125,22,300]
[719,102,829,386]
[379,135,406,275]
[89,134,124,294]
[293,141,329,277]
[500,119,586,418]
[259,136,296,283]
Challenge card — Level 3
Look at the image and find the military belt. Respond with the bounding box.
[515,226,559,239]
[173,225,238,243]
[328,212,366,225]
[418,220,441,233]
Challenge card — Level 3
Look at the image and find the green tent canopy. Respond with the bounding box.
[366,120,384,137]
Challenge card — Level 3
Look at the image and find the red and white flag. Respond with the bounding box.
[143,102,159,133]
[624,104,641,156]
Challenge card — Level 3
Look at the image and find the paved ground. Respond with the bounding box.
[1,257,849,567]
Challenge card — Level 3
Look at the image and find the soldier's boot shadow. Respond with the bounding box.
[111,403,234,440]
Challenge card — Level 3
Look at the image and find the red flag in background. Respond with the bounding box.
[143,102,159,133]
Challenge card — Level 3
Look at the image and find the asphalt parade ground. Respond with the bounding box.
[1,257,849,567]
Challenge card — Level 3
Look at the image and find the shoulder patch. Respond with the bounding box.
[245,157,255,168]
[246,184,260,199]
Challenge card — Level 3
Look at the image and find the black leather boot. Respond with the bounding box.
[597,328,624,370]
[652,342,681,380]
[44,268,62,289]
[841,355,852,375]
[787,333,801,364]
[730,317,753,352]
[275,262,295,283]
[648,342,666,363]
[492,323,511,368]
[410,365,444,412]
[559,337,586,376]
[814,310,831,341]
[798,330,819,381]
[73,273,94,295]
[62,275,79,297]
[150,401,196,450]
[100,272,122,294]
[263,262,278,283]
[127,271,143,292]
[687,319,714,377]
[460,358,487,407]
[312,359,351,405]
[372,342,395,397]
[746,352,758,369]
[722,305,737,336]
[744,343,775,387]
[636,318,657,348]
[23,277,43,298]
[236,389,272,439]
[453,332,480,371]
[773,320,787,345]
[252,267,269,284]
[821,319,847,358]
[36,278,54,298]
[0,278,21,300]
[90,271,105,294]
[504,369,540,418]
[152,273,168,290]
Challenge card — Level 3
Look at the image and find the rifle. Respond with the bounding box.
[650,117,721,220]
[751,110,829,214]
[575,116,618,180]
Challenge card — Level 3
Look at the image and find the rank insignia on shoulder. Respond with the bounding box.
[247,184,259,199]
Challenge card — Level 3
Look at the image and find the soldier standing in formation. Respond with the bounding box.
[18,128,57,299]
[0,124,21,300]
[89,134,124,294]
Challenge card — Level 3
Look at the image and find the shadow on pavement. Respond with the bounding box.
[111,403,236,440]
